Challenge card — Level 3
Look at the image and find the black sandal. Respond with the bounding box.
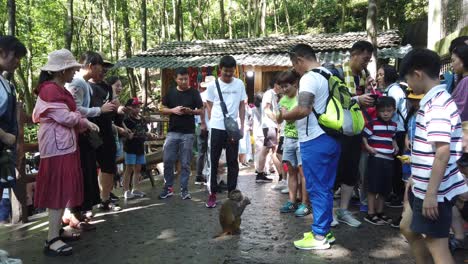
[59,228,81,242]
[377,213,392,224]
[43,237,73,257]
[364,214,385,226]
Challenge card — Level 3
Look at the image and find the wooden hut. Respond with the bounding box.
[116,30,404,101]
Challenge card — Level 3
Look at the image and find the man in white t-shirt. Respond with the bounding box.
[279,44,341,250]
[205,56,247,208]
[255,79,283,183]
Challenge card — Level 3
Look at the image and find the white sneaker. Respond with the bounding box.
[271,180,288,191]
[281,188,289,194]
[124,190,135,199]
[331,215,339,227]
[131,190,146,198]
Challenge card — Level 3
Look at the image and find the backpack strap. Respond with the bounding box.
[384,83,406,126]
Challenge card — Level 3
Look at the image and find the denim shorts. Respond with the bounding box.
[282,137,301,167]
[125,153,146,165]
[409,191,453,238]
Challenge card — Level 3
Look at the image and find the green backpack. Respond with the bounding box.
[311,69,364,136]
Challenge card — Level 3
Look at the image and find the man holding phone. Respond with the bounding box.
[159,68,204,200]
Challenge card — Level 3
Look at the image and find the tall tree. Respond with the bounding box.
[260,0,267,37]
[219,0,226,38]
[141,0,149,106]
[175,0,181,41]
[282,0,291,34]
[366,0,378,77]
[65,0,73,50]
[121,0,137,96]
[7,0,15,35]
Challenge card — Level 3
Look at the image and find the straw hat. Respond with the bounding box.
[200,75,216,88]
[41,49,82,72]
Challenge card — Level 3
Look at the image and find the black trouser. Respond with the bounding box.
[335,135,362,189]
[392,132,406,201]
[209,128,239,194]
[78,134,101,211]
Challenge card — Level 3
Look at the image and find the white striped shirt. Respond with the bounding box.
[411,85,468,202]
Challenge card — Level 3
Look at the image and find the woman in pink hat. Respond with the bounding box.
[33,49,99,257]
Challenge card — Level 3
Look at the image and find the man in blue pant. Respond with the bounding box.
[279,44,341,250]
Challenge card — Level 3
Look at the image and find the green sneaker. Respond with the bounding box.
[302,231,335,244]
[280,201,296,213]
[325,231,335,244]
[294,233,330,250]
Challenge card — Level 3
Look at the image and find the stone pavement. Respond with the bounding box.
[0,167,466,264]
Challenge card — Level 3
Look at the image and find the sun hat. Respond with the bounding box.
[125,97,143,107]
[41,49,82,72]
[200,75,216,88]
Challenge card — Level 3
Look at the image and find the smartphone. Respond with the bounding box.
[369,94,379,106]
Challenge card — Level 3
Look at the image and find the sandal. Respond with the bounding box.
[364,214,385,226]
[59,228,81,242]
[43,237,73,257]
[377,213,392,224]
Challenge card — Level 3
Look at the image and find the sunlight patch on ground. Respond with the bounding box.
[93,202,165,218]
[157,229,177,242]
[369,236,407,259]
[27,221,48,232]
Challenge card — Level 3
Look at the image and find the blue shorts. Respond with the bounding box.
[282,137,301,167]
[124,153,146,165]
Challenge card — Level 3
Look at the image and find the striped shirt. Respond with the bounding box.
[363,118,397,160]
[411,85,468,202]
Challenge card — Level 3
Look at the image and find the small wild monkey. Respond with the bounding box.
[216,190,251,237]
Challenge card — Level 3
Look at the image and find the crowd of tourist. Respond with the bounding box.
[0,34,467,264]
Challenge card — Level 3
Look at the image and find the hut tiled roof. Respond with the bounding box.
[116,31,402,68]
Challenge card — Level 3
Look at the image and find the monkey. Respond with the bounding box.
[215,189,251,238]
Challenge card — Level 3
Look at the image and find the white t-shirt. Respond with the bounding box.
[296,67,330,142]
[261,88,278,128]
[384,83,407,132]
[206,78,247,130]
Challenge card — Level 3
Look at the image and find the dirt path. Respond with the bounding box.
[0,168,465,263]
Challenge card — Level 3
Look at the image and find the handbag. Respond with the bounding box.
[215,79,242,141]
[86,130,103,149]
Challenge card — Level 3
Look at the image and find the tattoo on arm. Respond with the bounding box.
[298,92,315,109]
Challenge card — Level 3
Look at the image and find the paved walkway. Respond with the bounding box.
[0,167,465,263]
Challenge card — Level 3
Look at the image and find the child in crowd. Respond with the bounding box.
[390,89,423,228]
[122,97,153,199]
[276,70,310,217]
[399,49,468,264]
[362,96,398,225]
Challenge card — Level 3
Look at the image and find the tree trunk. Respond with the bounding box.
[227,0,232,39]
[179,0,184,41]
[172,0,177,39]
[174,0,181,41]
[260,0,266,37]
[339,0,347,33]
[366,0,378,78]
[254,0,259,36]
[282,0,291,34]
[247,0,252,37]
[219,0,225,38]
[65,0,73,50]
[7,0,15,35]
[99,2,104,52]
[121,0,137,96]
[273,0,278,35]
[141,0,149,107]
